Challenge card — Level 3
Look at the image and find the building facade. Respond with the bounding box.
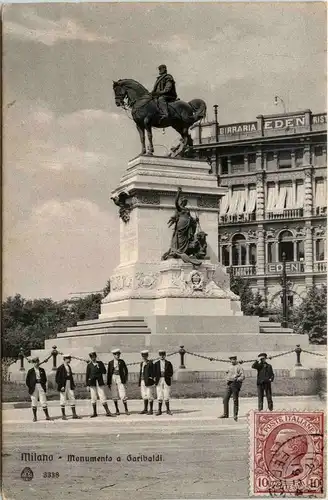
[191,109,327,306]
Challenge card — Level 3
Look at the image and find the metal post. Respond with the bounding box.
[19,348,25,371]
[295,345,302,367]
[179,346,186,369]
[51,345,58,371]
[213,104,219,177]
[281,253,288,328]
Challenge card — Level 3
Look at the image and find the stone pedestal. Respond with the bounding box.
[101,156,232,321]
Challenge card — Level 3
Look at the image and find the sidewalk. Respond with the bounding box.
[2,395,324,412]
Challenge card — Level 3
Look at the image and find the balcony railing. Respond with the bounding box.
[266,261,304,274]
[219,212,256,223]
[230,265,257,277]
[313,261,327,272]
[265,208,303,220]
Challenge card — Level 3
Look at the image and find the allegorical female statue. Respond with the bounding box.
[162,187,204,262]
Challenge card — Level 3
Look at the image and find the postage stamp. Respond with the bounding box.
[249,411,325,497]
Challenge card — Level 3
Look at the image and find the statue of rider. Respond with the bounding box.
[151,65,177,124]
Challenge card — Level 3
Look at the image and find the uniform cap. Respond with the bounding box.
[111,348,121,354]
[258,352,267,358]
[63,354,71,359]
[141,350,149,355]
[31,357,39,363]
[158,350,166,354]
[89,351,97,358]
[229,355,237,360]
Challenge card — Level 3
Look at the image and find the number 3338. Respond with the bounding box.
[43,472,60,478]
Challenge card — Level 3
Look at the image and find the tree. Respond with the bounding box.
[102,279,111,298]
[229,273,267,316]
[293,285,327,344]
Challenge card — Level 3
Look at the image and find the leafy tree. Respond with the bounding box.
[293,285,327,344]
[102,279,111,298]
[229,274,264,316]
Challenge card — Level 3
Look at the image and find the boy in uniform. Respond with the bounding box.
[107,348,130,415]
[86,351,114,418]
[154,350,174,415]
[55,354,81,420]
[138,350,155,415]
[26,357,52,422]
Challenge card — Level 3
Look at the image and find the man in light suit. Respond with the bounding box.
[219,355,245,422]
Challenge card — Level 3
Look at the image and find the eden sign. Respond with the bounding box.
[264,116,306,130]
[267,262,304,274]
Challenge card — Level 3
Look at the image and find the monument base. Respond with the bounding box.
[100,259,242,319]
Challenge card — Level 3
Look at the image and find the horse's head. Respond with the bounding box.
[113,80,126,107]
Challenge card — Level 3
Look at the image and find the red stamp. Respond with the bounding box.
[250,411,324,497]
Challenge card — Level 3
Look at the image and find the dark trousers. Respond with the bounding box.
[223,382,241,417]
[257,382,273,411]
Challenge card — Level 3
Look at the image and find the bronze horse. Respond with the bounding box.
[113,79,206,156]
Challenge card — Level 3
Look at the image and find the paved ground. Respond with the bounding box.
[2,397,325,500]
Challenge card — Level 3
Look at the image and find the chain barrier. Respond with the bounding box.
[20,349,181,368]
[17,346,325,371]
[301,349,326,357]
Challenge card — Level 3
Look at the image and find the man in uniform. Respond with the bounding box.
[55,354,81,420]
[219,355,245,421]
[252,352,274,411]
[86,351,114,418]
[26,357,52,422]
[154,350,174,415]
[107,348,130,415]
[138,350,155,415]
[151,64,177,123]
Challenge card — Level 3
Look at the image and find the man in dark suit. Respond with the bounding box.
[86,352,114,418]
[138,350,155,415]
[252,352,275,411]
[152,64,177,123]
[219,355,245,422]
[56,354,81,420]
[107,348,130,415]
[154,350,174,415]
[26,357,52,422]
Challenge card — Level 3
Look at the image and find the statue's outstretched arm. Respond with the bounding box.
[175,187,182,211]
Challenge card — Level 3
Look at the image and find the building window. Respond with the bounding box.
[315,239,325,261]
[278,230,294,261]
[267,242,275,263]
[222,246,230,266]
[266,152,275,170]
[314,146,324,166]
[296,241,304,260]
[278,150,292,169]
[248,154,256,171]
[232,234,246,266]
[295,149,303,167]
[249,243,257,265]
[221,157,228,174]
[231,155,244,174]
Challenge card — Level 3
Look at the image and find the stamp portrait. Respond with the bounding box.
[250,411,325,497]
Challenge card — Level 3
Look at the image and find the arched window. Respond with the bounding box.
[232,234,247,266]
[278,230,294,261]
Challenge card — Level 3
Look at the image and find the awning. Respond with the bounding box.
[246,189,257,213]
[219,192,230,215]
[315,180,326,207]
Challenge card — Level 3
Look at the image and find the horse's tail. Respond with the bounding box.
[188,99,207,123]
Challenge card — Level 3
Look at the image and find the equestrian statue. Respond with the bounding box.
[113,65,207,157]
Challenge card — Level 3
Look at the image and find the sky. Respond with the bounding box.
[3,2,327,301]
